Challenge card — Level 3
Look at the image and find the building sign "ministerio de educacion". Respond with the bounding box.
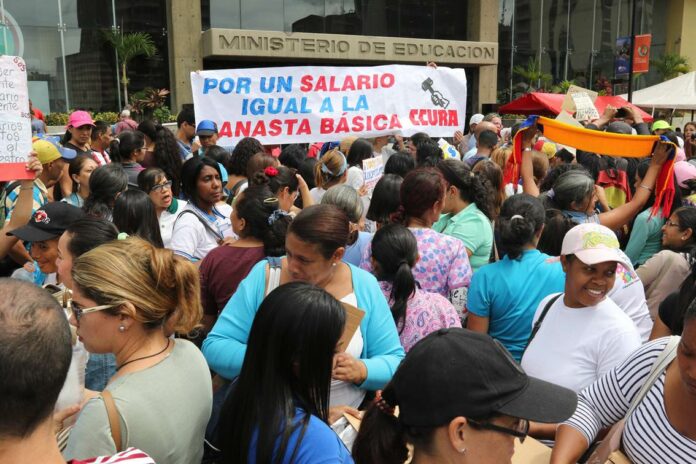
[202,29,498,66]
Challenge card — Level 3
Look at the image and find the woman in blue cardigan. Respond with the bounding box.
[203,204,405,408]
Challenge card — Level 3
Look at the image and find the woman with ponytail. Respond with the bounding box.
[64,237,212,463]
[250,165,313,214]
[371,224,460,352]
[310,148,348,203]
[138,119,183,197]
[199,184,292,330]
[435,159,494,271]
[466,194,565,362]
[109,130,146,188]
[321,184,370,266]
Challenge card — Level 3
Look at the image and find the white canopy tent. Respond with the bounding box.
[620,71,696,110]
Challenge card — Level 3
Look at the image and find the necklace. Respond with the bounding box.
[117,338,171,372]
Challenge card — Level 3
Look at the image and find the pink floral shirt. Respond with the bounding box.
[379,281,462,352]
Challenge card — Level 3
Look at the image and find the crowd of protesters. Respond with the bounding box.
[1,100,695,464]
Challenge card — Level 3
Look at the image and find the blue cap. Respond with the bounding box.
[196,120,218,136]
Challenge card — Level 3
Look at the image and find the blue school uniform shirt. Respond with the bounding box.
[467,249,565,361]
[248,409,353,464]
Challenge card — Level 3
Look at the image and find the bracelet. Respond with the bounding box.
[639,184,653,192]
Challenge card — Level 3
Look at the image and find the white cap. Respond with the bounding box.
[469,113,484,126]
[120,109,131,117]
[561,223,631,268]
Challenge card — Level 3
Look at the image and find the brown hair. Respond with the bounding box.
[288,204,351,259]
[473,161,504,219]
[246,152,279,180]
[490,146,512,171]
[72,237,201,334]
[314,149,348,189]
[397,168,446,222]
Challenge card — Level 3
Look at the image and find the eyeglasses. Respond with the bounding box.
[665,220,681,228]
[151,181,173,192]
[72,303,116,321]
[467,418,529,443]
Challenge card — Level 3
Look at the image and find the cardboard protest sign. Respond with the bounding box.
[561,85,600,122]
[362,156,384,195]
[338,302,365,352]
[0,56,32,181]
[191,65,467,144]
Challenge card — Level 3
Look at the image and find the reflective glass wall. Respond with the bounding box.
[202,0,469,41]
[0,0,169,114]
[498,0,667,103]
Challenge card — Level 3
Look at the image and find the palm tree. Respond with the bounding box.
[513,57,553,91]
[651,53,690,81]
[103,30,157,104]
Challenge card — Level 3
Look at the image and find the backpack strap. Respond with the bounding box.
[101,390,123,452]
[626,336,680,418]
[265,257,282,296]
[226,179,247,206]
[176,209,224,242]
[522,293,563,358]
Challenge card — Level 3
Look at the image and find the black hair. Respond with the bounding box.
[181,156,221,207]
[205,145,232,169]
[665,207,696,334]
[218,282,345,463]
[137,167,167,193]
[298,158,317,190]
[109,130,145,164]
[234,185,291,256]
[371,224,418,334]
[384,151,415,178]
[415,139,442,167]
[477,129,498,149]
[176,106,195,128]
[539,163,588,194]
[575,151,603,182]
[137,120,183,197]
[91,120,110,141]
[65,218,119,258]
[409,132,431,150]
[68,154,97,194]
[537,209,576,256]
[250,166,299,196]
[554,148,575,164]
[288,205,351,259]
[83,164,128,219]
[437,159,492,219]
[229,137,264,176]
[496,194,545,259]
[366,174,403,226]
[346,138,374,168]
[112,189,164,248]
[278,144,307,170]
[0,279,71,438]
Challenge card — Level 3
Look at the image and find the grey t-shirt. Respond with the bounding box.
[64,340,212,464]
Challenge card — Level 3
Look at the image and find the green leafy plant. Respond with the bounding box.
[152,106,175,123]
[550,79,576,94]
[513,57,553,91]
[45,112,70,127]
[130,88,170,120]
[102,30,157,104]
[93,112,119,124]
[651,53,690,81]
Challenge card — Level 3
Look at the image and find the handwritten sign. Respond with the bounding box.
[438,138,460,159]
[362,156,384,195]
[191,65,467,144]
[561,84,600,122]
[0,56,32,181]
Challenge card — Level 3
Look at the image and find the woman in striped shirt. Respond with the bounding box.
[551,303,696,463]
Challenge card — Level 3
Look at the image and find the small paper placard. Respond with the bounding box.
[0,55,33,181]
[338,302,365,352]
[362,156,384,195]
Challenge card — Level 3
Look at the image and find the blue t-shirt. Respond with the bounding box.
[467,249,565,361]
[343,231,372,267]
[248,409,353,464]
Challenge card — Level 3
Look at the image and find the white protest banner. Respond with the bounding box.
[362,156,384,195]
[191,65,467,145]
[0,56,32,181]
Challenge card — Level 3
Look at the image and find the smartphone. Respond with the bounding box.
[615,107,629,118]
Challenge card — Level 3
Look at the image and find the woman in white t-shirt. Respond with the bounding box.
[345,138,374,190]
[170,157,233,262]
[521,223,642,440]
[138,168,188,249]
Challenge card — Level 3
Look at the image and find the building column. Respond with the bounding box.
[468,0,499,111]
[166,0,203,111]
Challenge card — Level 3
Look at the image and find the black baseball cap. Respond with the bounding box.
[7,202,85,242]
[382,328,577,427]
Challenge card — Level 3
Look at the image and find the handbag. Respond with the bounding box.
[102,390,123,452]
[586,336,680,464]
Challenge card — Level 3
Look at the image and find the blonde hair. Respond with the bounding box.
[314,148,348,189]
[72,237,201,334]
[339,136,358,154]
[490,146,512,171]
